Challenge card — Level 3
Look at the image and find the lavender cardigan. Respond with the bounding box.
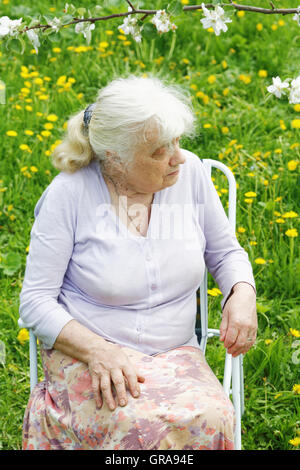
[19,149,256,355]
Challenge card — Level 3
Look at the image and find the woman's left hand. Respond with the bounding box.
[219,282,257,357]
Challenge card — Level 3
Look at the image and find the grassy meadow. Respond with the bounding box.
[0,0,299,450]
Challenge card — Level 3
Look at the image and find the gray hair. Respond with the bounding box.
[51,74,197,174]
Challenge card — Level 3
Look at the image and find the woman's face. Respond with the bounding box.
[124,134,186,194]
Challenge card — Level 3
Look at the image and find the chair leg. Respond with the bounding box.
[240,355,245,416]
[232,356,242,450]
[29,330,38,392]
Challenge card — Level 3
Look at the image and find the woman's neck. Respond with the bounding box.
[99,161,154,205]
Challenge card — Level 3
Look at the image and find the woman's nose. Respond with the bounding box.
[169,145,186,166]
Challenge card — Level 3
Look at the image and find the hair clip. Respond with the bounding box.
[83,102,96,133]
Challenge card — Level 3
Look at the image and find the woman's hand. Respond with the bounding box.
[87,341,146,412]
[219,282,257,357]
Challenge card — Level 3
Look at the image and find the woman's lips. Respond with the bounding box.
[167,169,179,176]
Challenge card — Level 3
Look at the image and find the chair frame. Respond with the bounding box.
[18,158,244,450]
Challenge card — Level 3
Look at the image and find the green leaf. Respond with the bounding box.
[92,5,103,16]
[257,302,271,314]
[65,3,77,16]
[47,32,61,43]
[5,37,26,55]
[167,1,183,17]
[142,23,157,40]
[27,17,41,29]
[77,7,86,17]
[60,14,74,25]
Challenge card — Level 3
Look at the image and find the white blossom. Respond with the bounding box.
[48,17,63,33]
[289,75,300,104]
[267,76,290,98]
[118,7,143,43]
[26,29,40,54]
[151,10,177,34]
[74,18,95,43]
[0,16,23,39]
[292,5,300,26]
[200,3,232,36]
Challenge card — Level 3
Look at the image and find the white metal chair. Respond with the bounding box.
[18,158,244,450]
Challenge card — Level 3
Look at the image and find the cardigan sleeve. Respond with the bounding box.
[198,159,256,311]
[18,176,77,349]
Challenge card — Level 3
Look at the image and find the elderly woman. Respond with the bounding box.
[19,75,257,451]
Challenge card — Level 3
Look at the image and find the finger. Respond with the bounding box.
[100,373,116,411]
[91,375,102,409]
[223,326,239,350]
[110,369,128,407]
[122,366,140,398]
[228,330,256,357]
[219,309,229,342]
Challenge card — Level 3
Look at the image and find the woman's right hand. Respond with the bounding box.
[88,341,146,411]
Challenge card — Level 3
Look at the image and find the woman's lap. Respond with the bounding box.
[22,343,235,450]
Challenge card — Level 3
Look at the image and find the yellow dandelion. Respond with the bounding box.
[278,19,285,26]
[181,0,189,4]
[288,160,299,171]
[255,258,266,264]
[30,166,38,173]
[271,24,278,31]
[52,47,61,53]
[285,228,298,237]
[6,130,18,137]
[280,120,287,130]
[256,23,263,31]
[237,11,245,18]
[291,119,300,129]
[292,384,300,394]
[207,289,218,297]
[41,130,51,137]
[275,196,282,202]
[223,88,229,96]
[56,75,67,86]
[105,30,114,35]
[282,211,298,218]
[265,339,273,345]
[207,75,216,84]
[17,328,30,345]
[203,123,212,129]
[34,78,43,85]
[244,191,257,198]
[274,393,282,399]
[289,437,300,447]
[20,166,28,172]
[276,218,285,224]
[44,123,53,130]
[290,328,300,338]
[221,60,227,69]
[221,127,229,134]
[258,70,268,78]
[238,227,246,233]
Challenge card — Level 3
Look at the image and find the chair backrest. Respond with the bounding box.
[195,158,237,352]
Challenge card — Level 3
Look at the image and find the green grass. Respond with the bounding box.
[0,0,299,450]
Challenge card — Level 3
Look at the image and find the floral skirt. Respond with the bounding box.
[22,342,235,450]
